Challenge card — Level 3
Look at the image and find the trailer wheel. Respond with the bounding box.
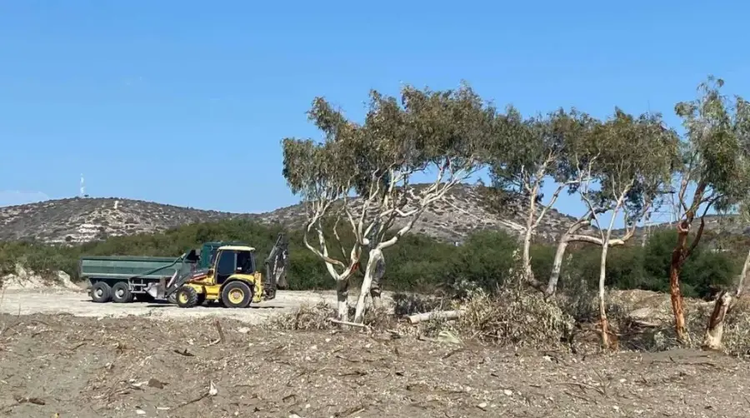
[112,282,133,303]
[175,286,199,308]
[221,281,253,308]
[91,281,112,303]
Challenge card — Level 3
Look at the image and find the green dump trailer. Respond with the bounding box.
[81,236,289,304]
[82,241,240,303]
[82,254,197,303]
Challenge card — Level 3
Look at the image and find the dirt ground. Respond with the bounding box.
[0,309,749,418]
[0,288,343,324]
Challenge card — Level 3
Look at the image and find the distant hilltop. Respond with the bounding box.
[0,183,743,245]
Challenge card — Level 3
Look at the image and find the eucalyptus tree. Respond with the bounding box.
[489,107,594,287]
[572,109,680,348]
[544,114,680,300]
[668,77,750,344]
[282,83,497,323]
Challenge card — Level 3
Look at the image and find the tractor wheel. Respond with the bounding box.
[221,281,253,308]
[91,281,112,303]
[175,286,199,308]
[111,282,134,303]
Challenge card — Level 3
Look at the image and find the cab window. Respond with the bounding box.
[216,251,236,282]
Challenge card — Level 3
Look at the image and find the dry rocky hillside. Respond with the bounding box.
[2,182,739,245]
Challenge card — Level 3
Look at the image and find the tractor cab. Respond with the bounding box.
[197,241,248,270]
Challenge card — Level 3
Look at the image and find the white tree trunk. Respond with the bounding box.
[353,248,386,323]
[545,237,570,297]
[545,214,592,297]
[597,199,626,350]
[598,238,611,349]
[522,189,538,282]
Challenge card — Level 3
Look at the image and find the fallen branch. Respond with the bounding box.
[327,318,370,328]
[407,310,463,324]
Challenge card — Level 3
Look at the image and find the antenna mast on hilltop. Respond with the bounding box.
[80,173,86,198]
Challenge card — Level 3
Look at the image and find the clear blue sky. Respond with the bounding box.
[1,1,748,225]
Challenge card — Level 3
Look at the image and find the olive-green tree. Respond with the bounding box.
[574,109,679,348]
[282,83,496,322]
[489,108,594,287]
[669,76,750,344]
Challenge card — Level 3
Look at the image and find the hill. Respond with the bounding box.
[0,183,586,244]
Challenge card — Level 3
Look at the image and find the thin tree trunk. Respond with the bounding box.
[669,183,707,345]
[353,248,385,323]
[702,247,750,350]
[545,217,589,297]
[597,194,628,350]
[546,238,570,297]
[522,189,538,283]
[669,221,691,344]
[598,238,611,349]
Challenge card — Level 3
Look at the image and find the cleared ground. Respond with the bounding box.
[1,313,749,417]
[0,288,340,323]
[1,289,749,417]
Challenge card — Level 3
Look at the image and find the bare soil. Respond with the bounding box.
[0,289,342,324]
[1,308,749,417]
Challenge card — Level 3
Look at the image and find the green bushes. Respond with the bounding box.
[556,229,739,299]
[0,219,742,299]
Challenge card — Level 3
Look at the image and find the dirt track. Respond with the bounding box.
[0,288,339,324]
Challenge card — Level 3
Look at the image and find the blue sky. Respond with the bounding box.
[1,1,748,227]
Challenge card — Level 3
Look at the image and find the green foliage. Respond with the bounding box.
[281,83,499,294]
[0,219,743,300]
[446,230,518,294]
[561,229,739,299]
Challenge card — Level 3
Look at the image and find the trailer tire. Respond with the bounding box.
[221,281,253,308]
[91,281,112,303]
[112,282,133,303]
[175,286,199,308]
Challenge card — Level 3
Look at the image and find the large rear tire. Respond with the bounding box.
[176,286,199,308]
[111,282,133,303]
[221,281,253,308]
[91,281,111,303]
